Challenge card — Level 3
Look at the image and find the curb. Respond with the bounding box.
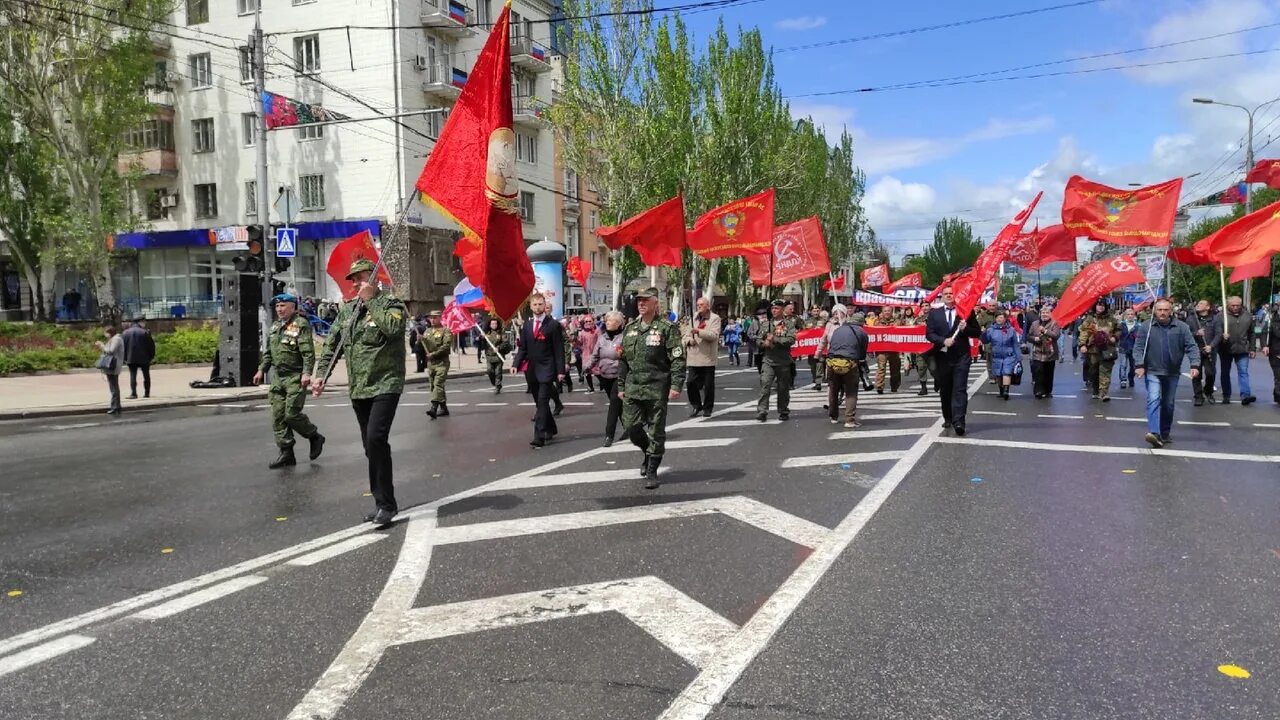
[0,367,490,421]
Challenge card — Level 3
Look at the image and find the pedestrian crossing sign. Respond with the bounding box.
[275,227,297,257]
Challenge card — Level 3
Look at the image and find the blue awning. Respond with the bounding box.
[112,219,382,250]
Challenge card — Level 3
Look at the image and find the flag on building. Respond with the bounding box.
[1061,175,1182,246]
[414,1,533,319]
[860,263,890,288]
[261,92,349,129]
[1246,159,1280,188]
[1200,200,1280,268]
[325,230,394,300]
[745,216,829,286]
[687,189,776,259]
[954,192,1042,317]
[595,194,687,267]
[1050,255,1147,327]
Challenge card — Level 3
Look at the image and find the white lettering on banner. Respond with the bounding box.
[790,328,824,358]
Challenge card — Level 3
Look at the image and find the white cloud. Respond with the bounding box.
[864,177,939,234]
[1113,0,1276,85]
[775,16,827,31]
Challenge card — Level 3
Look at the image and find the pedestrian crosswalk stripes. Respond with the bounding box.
[781,451,908,468]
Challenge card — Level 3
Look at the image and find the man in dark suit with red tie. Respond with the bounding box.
[513,293,566,448]
[925,287,982,435]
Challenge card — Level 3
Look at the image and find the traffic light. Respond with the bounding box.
[274,255,292,273]
[234,225,266,273]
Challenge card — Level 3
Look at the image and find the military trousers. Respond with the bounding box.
[427,363,449,403]
[1084,354,1115,398]
[486,358,504,390]
[270,375,318,449]
[875,352,902,391]
[757,361,791,416]
[912,352,933,382]
[622,395,669,457]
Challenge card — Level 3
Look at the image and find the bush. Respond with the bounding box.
[0,321,218,375]
[154,326,219,364]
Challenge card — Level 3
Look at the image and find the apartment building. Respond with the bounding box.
[106,0,560,318]
[554,144,613,313]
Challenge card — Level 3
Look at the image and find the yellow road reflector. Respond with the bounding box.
[1122,469,1137,474]
[160,548,174,554]
[1218,664,1251,679]
[362,492,372,497]
[6,590,22,598]
[275,516,288,522]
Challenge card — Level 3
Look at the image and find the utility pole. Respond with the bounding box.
[253,8,273,317]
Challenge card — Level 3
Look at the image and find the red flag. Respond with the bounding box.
[1166,240,1215,266]
[325,230,394,301]
[954,192,1042,317]
[414,2,533,318]
[884,272,923,294]
[860,263,890,288]
[1061,175,1183,246]
[1229,258,1271,283]
[1246,159,1280,188]
[440,301,478,334]
[1201,200,1280,268]
[566,256,590,287]
[687,189,776,259]
[822,274,846,291]
[1050,254,1147,327]
[746,217,829,286]
[1007,224,1077,269]
[595,194,687,267]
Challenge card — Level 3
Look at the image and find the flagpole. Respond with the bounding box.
[1219,263,1229,335]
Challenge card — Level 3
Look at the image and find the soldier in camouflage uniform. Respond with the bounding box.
[313,258,407,526]
[757,299,798,422]
[874,306,903,393]
[483,318,512,393]
[618,286,686,490]
[422,309,453,419]
[253,293,325,469]
[1079,300,1119,401]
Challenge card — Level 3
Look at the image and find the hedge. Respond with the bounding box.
[0,322,219,376]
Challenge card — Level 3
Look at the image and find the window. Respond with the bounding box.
[514,71,535,98]
[296,123,324,141]
[149,60,169,89]
[237,0,258,14]
[294,35,321,75]
[245,180,257,217]
[186,0,208,25]
[189,53,212,88]
[589,210,598,232]
[123,120,174,151]
[241,113,257,146]
[519,191,535,222]
[144,189,167,220]
[564,169,578,194]
[191,118,215,153]
[426,106,449,137]
[194,183,218,218]
[424,34,454,70]
[516,132,537,164]
[238,46,253,83]
[299,174,325,210]
[565,222,578,257]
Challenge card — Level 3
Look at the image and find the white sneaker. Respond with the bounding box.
[843,421,861,428]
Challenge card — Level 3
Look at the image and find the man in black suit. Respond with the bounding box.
[925,287,982,435]
[512,293,565,448]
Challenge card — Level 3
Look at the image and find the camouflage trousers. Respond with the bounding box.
[427,363,449,403]
[486,358,504,390]
[1085,354,1115,398]
[757,361,791,415]
[875,352,901,391]
[269,375,318,449]
[912,352,933,382]
[623,396,670,457]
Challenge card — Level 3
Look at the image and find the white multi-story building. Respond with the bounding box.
[110,0,560,317]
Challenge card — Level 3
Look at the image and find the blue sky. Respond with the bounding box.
[680,0,1280,260]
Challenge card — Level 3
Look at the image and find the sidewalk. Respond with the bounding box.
[0,347,495,420]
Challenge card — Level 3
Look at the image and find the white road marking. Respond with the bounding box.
[1051,394,1077,398]
[781,450,907,468]
[722,387,756,391]
[600,438,739,453]
[827,428,926,440]
[1104,416,1146,422]
[488,468,664,491]
[1253,423,1280,428]
[286,535,387,567]
[971,410,1017,416]
[562,402,594,406]
[42,422,103,430]
[323,403,346,407]
[1038,414,1085,419]
[132,576,270,621]
[1177,420,1230,427]
[394,576,737,669]
[475,402,508,407]
[858,412,937,420]
[691,419,783,427]
[934,436,1280,463]
[0,634,96,679]
[658,372,988,720]
[518,402,535,406]
[400,403,427,407]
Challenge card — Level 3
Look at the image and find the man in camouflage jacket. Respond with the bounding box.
[253,293,324,469]
[619,286,686,490]
[422,309,453,419]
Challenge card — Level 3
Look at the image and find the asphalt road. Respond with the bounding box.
[1,357,1277,719]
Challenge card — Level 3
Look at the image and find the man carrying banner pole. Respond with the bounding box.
[422,310,453,419]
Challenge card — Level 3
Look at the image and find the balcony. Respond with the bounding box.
[144,84,176,108]
[562,195,580,217]
[512,95,550,128]
[420,0,475,36]
[118,149,178,177]
[510,34,552,72]
[421,62,466,100]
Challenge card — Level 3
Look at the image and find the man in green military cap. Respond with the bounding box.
[483,317,512,393]
[313,257,407,526]
[618,286,686,490]
[757,299,797,421]
[253,293,325,468]
[422,309,453,418]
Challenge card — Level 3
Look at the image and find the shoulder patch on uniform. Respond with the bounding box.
[672,347,683,357]
[389,309,402,321]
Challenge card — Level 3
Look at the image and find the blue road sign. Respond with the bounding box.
[275,227,297,257]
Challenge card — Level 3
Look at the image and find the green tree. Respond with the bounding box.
[0,114,65,320]
[919,218,983,286]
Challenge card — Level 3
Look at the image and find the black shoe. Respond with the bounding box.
[702,409,714,418]
[128,394,138,399]
[876,388,884,394]
[1144,432,1164,449]
[603,436,614,447]
[425,402,439,419]
[779,412,790,421]
[553,403,564,416]
[1222,397,1232,405]
[495,386,502,394]
[1102,397,1110,403]
[269,448,297,469]
[943,421,952,429]
[953,425,966,437]
[308,433,325,460]
[756,413,767,422]
[144,393,150,399]
[530,438,546,448]
[372,509,397,527]
[1205,394,1217,404]
[643,455,662,490]
[689,407,703,418]
[812,384,820,391]
[1242,395,1257,406]
[1194,397,1205,407]
[1160,435,1173,445]
[918,386,928,396]
[364,511,378,522]
[438,403,450,416]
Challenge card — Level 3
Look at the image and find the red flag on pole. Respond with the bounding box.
[1050,255,1147,327]
[1246,159,1280,188]
[1166,239,1215,266]
[595,194,687,268]
[822,274,846,291]
[687,189,776,259]
[1229,258,1272,283]
[325,230,394,300]
[884,272,923,294]
[745,216,829,286]
[566,256,591,287]
[860,263,890,288]
[1200,200,1280,268]
[1061,175,1182,246]
[1006,224,1077,269]
[440,301,478,335]
[954,192,1042,317]
[414,1,533,319]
